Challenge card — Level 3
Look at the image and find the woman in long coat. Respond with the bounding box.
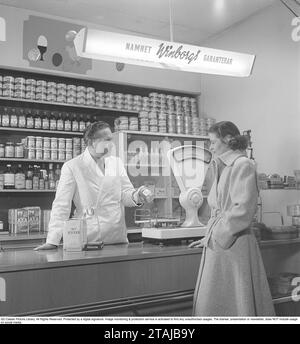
[190,121,275,316]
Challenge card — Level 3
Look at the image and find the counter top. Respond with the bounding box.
[0,242,202,273]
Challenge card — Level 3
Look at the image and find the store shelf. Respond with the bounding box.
[0,158,67,164]
[0,189,56,193]
[0,96,139,114]
[0,126,83,136]
[117,130,209,140]
[0,233,47,242]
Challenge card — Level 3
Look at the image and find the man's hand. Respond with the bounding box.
[34,243,58,251]
[188,238,205,248]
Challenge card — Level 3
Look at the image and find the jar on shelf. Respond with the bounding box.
[0,144,5,158]
[15,143,24,158]
[5,142,15,158]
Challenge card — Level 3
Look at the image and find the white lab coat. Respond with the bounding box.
[46,148,139,246]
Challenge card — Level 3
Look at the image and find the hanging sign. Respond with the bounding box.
[74,28,255,77]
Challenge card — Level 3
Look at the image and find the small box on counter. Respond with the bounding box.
[63,218,87,251]
[8,207,41,235]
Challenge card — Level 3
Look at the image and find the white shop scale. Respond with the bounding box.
[141,145,212,242]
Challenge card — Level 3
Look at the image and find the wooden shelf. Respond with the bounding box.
[0,189,56,193]
[0,96,139,114]
[0,126,83,136]
[117,130,209,140]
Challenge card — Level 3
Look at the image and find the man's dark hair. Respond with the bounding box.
[83,121,111,145]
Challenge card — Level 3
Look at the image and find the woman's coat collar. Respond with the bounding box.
[217,149,246,166]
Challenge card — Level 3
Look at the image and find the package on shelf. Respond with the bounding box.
[8,206,41,234]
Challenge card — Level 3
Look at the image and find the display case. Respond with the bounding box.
[113,130,211,231]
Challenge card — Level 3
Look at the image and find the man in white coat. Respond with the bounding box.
[35,121,150,250]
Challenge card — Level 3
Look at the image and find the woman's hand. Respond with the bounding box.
[34,243,57,251]
[188,238,205,248]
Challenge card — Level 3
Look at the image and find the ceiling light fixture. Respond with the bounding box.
[73,1,255,77]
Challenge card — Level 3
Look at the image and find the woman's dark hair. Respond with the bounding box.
[83,121,110,145]
[208,121,248,151]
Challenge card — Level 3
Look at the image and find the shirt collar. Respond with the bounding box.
[217,149,246,166]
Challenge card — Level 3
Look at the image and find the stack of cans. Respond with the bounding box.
[35,80,47,101]
[124,94,133,111]
[25,79,36,100]
[166,95,175,113]
[105,92,115,108]
[133,95,142,112]
[114,116,129,131]
[139,111,149,132]
[167,113,176,134]
[96,91,105,107]
[142,97,150,111]
[183,116,192,135]
[86,87,96,106]
[199,118,208,136]
[56,83,67,103]
[158,112,167,133]
[66,84,77,104]
[1,76,14,98]
[129,116,139,131]
[149,111,158,133]
[190,98,198,116]
[176,114,184,135]
[115,93,124,110]
[192,117,201,136]
[73,138,82,158]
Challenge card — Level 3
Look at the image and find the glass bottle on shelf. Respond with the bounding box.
[26,108,34,129]
[34,109,42,130]
[86,115,91,128]
[50,111,57,131]
[10,108,18,128]
[57,112,64,131]
[39,165,45,190]
[2,107,10,127]
[55,164,61,189]
[25,165,33,190]
[4,164,15,189]
[79,114,86,132]
[48,163,56,190]
[71,113,79,132]
[42,110,50,130]
[64,112,71,132]
[15,164,25,190]
[32,165,40,190]
[18,108,26,128]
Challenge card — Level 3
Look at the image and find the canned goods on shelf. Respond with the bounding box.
[65,139,73,150]
[58,150,66,161]
[115,104,123,110]
[66,151,73,161]
[43,150,51,160]
[25,85,35,92]
[36,137,43,149]
[77,98,86,105]
[36,149,43,160]
[58,138,66,150]
[67,85,77,91]
[47,82,56,88]
[47,87,57,95]
[77,86,86,93]
[67,91,77,98]
[43,138,51,149]
[96,91,105,97]
[57,95,67,103]
[2,83,14,90]
[14,91,25,98]
[129,126,139,131]
[87,87,95,93]
[57,89,67,97]
[25,92,35,99]
[67,96,76,104]
[36,93,47,101]
[36,80,47,87]
[57,83,67,90]
[149,126,158,132]
[46,95,56,102]
[3,76,14,83]
[106,103,115,108]
[14,84,26,91]
[149,119,158,126]
[3,90,14,97]
[140,126,149,132]
[77,91,86,98]
[51,138,58,149]
[51,150,58,160]
[26,79,36,86]
[86,100,95,106]
[28,148,35,160]
[86,93,95,100]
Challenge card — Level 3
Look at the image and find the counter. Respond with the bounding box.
[0,239,300,316]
